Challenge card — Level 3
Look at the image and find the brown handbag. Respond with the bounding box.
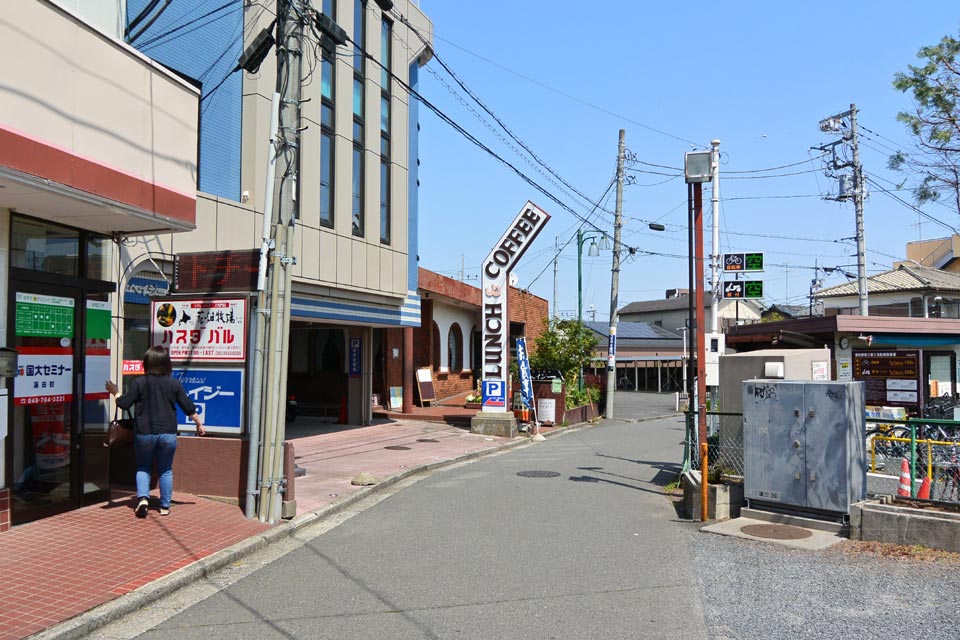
[105,406,135,447]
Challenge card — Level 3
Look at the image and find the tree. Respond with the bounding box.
[890,32,960,214]
[528,319,598,387]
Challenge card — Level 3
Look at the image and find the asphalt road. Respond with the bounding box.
[93,391,960,639]
[93,404,705,639]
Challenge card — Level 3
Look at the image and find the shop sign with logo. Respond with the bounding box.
[151,297,247,361]
[172,368,244,434]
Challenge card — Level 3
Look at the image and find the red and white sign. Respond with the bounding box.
[14,346,74,405]
[151,297,247,362]
[122,360,145,375]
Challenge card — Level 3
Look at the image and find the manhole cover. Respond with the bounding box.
[416,438,439,443]
[384,445,412,450]
[740,523,813,540]
[517,470,561,478]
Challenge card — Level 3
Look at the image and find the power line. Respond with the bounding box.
[138,1,241,50]
[864,175,958,233]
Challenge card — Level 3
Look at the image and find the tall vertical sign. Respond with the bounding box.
[480,201,550,412]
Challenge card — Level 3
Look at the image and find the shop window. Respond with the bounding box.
[448,323,463,372]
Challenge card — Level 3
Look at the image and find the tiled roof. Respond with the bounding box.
[584,321,682,340]
[816,264,960,298]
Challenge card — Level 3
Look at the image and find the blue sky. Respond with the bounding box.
[414,0,960,321]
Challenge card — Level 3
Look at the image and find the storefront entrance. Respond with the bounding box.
[6,216,114,524]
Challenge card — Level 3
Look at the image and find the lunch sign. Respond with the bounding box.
[480,202,550,412]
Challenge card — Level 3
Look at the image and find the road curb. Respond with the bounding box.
[31,414,674,639]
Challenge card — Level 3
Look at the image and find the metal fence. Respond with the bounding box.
[683,411,960,505]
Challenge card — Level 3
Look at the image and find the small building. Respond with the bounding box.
[815,263,960,318]
[618,291,763,332]
[583,321,684,392]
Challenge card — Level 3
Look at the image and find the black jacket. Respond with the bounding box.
[115,375,197,435]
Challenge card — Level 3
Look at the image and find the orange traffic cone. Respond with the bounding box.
[897,458,912,497]
[917,476,931,500]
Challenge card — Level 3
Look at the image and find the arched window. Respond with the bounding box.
[431,321,441,370]
[448,323,463,372]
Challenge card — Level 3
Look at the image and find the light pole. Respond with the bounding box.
[577,228,610,325]
[577,229,609,391]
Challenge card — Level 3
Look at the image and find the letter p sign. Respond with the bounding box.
[482,380,506,408]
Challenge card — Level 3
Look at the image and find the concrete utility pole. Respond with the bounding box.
[709,140,721,333]
[850,105,868,317]
[552,236,559,321]
[258,0,302,524]
[818,104,868,316]
[605,129,626,419]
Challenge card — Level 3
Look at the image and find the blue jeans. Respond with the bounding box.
[134,433,178,508]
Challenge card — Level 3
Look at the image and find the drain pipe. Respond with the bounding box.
[245,91,281,519]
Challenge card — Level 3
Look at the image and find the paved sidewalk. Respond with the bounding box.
[2,392,677,640]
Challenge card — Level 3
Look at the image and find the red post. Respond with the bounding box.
[694,183,709,522]
[402,327,414,414]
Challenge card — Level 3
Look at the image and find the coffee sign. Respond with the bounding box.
[480,201,550,412]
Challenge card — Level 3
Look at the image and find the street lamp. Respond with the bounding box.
[577,228,611,325]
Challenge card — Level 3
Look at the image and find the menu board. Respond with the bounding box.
[852,350,920,409]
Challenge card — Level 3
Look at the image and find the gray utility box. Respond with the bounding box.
[743,380,866,516]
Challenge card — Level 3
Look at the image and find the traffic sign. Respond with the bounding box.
[723,281,744,298]
[723,280,763,298]
[723,252,764,272]
[723,253,744,271]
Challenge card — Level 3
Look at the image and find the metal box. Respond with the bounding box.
[743,380,866,516]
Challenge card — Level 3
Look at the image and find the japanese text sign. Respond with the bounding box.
[173,368,244,434]
[151,297,247,362]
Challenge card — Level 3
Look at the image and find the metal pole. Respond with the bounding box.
[693,182,707,478]
[605,129,626,419]
[687,183,695,415]
[709,139,721,334]
[850,104,869,316]
[260,0,302,523]
[246,91,281,519]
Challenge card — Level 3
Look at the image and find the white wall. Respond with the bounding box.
[431,303,478,372]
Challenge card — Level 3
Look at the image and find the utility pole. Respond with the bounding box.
[605,129,626,419]
[818,104,867,316]
[850,105,868,316]
[709,139,721,333]
[258,0,302,523]
[552,236,559,321]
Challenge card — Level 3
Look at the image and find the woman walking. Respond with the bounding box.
[106,346,204,517]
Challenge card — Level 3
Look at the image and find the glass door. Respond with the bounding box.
[10,287,81,523]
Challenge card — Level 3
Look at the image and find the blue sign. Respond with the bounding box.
[124,275,170,305]
[172,368,244,434]
[516,337,533,409]
[349,338,361,378]
[482,379,505,408]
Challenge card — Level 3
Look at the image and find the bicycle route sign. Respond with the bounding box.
[723,252,764,272]
[852,349,921,408]
[723,280,763,299]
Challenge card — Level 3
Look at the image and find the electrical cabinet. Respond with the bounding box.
[743,380,866,516]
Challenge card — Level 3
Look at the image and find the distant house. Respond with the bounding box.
[618,290,762,332]
[762,304,811,322]
[582,321,684,392]
[815,263,960,318]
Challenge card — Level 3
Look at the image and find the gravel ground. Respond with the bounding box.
[690,533,960,640]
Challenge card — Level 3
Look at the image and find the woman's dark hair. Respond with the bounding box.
[142,346,172,376]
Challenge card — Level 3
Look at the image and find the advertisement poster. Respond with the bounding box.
[172,368,244,434]
[15,292,74,338]
[151,297,247,362]
[30,403,70,470]
[14,347,74,405]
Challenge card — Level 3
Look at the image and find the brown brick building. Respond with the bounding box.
[377,269,548,406]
